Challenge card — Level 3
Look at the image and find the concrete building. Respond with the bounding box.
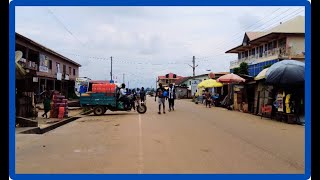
[15,32,81,100]
[226,16,305,76]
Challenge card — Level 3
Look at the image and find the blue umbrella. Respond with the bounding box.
[265,60,305,85]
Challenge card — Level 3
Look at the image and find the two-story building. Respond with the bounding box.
[157,73,184,88]
[15,32,81,99]
[226,16,305,77]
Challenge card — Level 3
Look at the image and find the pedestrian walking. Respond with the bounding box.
[168,83,176,111]
[42,95,51,119]
[155,83,166,114]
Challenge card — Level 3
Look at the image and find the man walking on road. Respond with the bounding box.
[168,83,176,111]
[155,83,166,114]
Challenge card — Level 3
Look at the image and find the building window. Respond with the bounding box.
[69,67,71,75]
[73,68,76,76]
[251,49,255,56]
[63,64,66,74]
[238,53,241,60]
[259,46,263,57]
[264,44,268,52]
[268,42,273,50]
[278,38,286,48]
[189,81,191,85]
[245,51,248,58]
[56,62,60,73]
[273,40,277,48]
[48,60,52,69]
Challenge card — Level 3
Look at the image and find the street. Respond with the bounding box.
[16,97,304,174]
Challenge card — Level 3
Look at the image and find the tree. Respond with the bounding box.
[239,62,249,75]
[233,67,240,75]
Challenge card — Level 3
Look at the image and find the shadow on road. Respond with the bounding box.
[88,113,138,117]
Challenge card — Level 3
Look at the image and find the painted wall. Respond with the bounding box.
[287,35,305,58]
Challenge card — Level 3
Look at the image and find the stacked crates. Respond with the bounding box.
[50,92,68,119]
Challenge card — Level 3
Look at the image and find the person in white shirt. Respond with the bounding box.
[119,83,129,109]
[168,83,176,111]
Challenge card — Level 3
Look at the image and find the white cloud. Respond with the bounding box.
[15,6,304,88]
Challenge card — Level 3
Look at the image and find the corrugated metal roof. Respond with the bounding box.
[246,32,266,41]
[226,16,305,53]
[175,77,191,85]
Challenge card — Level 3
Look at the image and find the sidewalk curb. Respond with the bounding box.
[19,116,81,134]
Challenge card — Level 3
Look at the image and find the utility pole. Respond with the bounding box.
[123,73,125,84]
[188,56,198,78]
[110,56,113,81]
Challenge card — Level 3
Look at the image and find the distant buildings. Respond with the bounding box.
[157,73,184,87]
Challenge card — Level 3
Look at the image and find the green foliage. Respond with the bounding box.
[239,62,249,75]
[233,67,240,75]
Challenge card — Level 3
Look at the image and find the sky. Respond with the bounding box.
[15,6,304,88]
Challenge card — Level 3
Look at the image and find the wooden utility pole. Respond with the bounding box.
[188,56,198,78]
[110,56,113,81]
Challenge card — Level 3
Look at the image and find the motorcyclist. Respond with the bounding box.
[119,83,129,109]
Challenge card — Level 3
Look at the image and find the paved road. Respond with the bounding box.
[16,97,304,174]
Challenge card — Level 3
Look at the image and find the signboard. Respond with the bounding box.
[39,54,49,72]
[191,79,201,96]
[75,77,90,97]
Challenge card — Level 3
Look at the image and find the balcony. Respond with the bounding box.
[17,58,38,71]
[229,47,305,69]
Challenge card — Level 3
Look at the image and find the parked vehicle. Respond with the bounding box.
[80,91,147,115]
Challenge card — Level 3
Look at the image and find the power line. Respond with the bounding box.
[195,8,304,61]
[46,8,86,47]
[168,7,289,61]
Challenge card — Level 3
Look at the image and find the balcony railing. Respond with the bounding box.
[229,47,296,68]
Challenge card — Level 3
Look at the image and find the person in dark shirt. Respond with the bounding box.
[167,83,176,111]
[42,95,51,119]
[155,83,166,114]
[140,87,146,103]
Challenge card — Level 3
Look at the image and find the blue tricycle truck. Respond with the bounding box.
[80,91,147,116]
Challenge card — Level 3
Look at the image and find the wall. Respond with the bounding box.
[16,38,80,81]
[175,87,189,99]
[36,53,79,80]
[287,35,305,57]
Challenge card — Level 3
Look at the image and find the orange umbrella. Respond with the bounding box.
[217,73,245,83]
